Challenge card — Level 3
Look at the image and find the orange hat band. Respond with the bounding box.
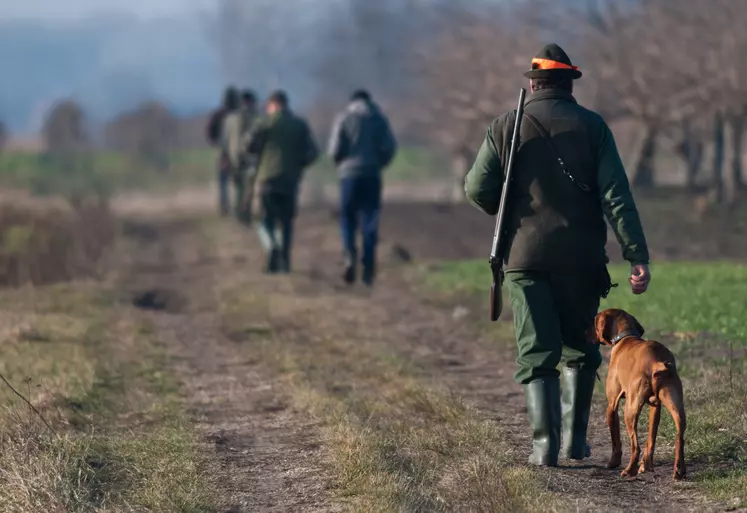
[531,58,579,72]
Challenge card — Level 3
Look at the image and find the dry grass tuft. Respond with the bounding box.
[218,279,564,512]
[0,279,214,512]
[0,199,116,287]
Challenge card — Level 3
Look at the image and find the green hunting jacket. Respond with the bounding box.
[464,89,649,271]
[247,109,319,195]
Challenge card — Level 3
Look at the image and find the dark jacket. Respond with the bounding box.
[327,99,397,178]
[247,109,319,195]
[464,89,649,271]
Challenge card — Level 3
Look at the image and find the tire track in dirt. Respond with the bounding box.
[121,219,339,513]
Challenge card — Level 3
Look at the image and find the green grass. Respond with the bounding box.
[0,150,213,198]
[0,146,449,199]
[425,259,747,506]
[426,261,747,345]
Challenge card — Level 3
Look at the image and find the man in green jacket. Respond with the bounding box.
[464,44,651,467]
[220,88,251,219]
[247,90,319,273]
[236,89,259,224]
[208,86,240,217]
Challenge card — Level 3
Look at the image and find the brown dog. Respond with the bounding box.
[590,308,686,480]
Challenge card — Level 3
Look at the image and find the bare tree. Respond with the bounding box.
[212,0,321,93]
[413,2,543,200]
[104,101,178,171]
[43,100,87,157]
[0,120,7,153]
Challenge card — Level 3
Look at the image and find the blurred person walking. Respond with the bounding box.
[464,44,651,467]
[246,90,319,273]
[237,89,259,224]
[327,90,397,287]
[206,86,242,217]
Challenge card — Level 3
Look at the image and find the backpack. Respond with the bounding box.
[206,108,226,146]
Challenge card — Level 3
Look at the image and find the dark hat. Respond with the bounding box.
[350,89,371,102]
[523,44,582,80]
[267,89,288,107]
[222,86,240,110]
[241,89,257,104]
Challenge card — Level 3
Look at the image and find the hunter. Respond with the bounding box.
[327,89,397,287]
[219,87,259,221]
[237,89,259,224]
[246,90,319,273]
[464,44,651,466]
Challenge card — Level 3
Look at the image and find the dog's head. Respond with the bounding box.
[589,308,645,346]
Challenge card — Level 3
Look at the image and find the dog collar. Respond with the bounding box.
[610,330,641,345]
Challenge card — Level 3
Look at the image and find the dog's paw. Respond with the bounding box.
[638,460,654,475]
[607,454,622,469]
[673,469,686,481]
[621,466,639,478]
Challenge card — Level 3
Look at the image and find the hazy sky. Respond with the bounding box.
[0,0,214,20]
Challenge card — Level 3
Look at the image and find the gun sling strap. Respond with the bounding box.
[522,112,594,194]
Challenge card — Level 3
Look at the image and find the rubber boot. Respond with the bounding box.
[265,248,280,274]
[362,262,375,287]
[342,251,356,284]
[523,377,561,466]
[278,246,291,274]
[561,366,595,460]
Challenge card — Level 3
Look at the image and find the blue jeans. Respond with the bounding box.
[340,175,382,279]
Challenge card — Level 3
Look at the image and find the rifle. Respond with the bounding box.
[489,88,527,321]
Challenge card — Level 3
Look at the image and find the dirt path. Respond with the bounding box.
[119,206,724,512]
[122,219,339,513]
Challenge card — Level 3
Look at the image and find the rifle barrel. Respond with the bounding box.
[490,88,527,263]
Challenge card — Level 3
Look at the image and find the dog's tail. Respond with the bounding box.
[649,362,675,406]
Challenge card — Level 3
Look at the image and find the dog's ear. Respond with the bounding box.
[629,313,645,338]
[592,310,615,346]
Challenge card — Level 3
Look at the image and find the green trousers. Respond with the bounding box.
[256,190,296,273]
[506,270,602,385]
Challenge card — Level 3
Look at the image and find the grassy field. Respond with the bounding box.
[1,191,743,510]
[0,146,450,199]
[425,260,747,506]
[0,150,213,198]
[0,278,214,510]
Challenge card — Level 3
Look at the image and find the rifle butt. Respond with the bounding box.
[489,281,502,322]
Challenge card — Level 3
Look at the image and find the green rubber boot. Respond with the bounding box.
[523,377,561,467]
[561,366,595,460]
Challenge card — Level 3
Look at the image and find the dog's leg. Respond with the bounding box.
[606,379,623,469]
[659,382,687,480]
[621,388,645,477]
[638,404,661,475]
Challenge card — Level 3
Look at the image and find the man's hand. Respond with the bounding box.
[629,264,651,295]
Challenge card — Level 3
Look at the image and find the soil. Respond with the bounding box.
[118,202,740,512]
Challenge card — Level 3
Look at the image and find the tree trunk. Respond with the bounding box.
[679,121,703,192]
[451,146,474,203]
[722,114,744,206]
[688,140,704,192]
[729,113,745,193]
[712,112,725,204]
[631,124,657,188]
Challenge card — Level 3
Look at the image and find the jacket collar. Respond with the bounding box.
[348,99,375,114]
[525,88,578,107]
[269,108,290,122]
